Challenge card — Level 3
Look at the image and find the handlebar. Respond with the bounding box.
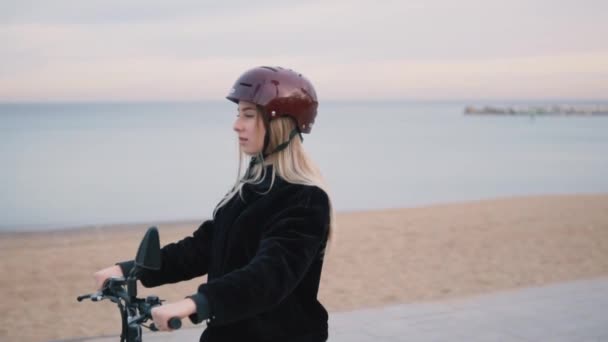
[79,227,174,341]
[139,297,182,331]
[78,284,182,334]
[77,293,93,301]
[149,317,182,331]
[76,291,107,302]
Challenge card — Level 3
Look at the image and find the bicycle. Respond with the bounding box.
[77,227,182,342]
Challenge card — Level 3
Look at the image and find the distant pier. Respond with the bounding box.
[464,105,608,116]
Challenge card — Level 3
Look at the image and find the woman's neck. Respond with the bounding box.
[262,153,276,166]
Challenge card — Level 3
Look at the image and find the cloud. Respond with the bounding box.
[1,0,607,100]
[0,0,295,25]
[2,52,606,101]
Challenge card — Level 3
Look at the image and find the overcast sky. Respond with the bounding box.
[1,0,607,101]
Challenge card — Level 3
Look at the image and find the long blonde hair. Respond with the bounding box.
[214,112,336,246]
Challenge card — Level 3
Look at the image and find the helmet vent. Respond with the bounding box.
[239,82,252,87]
[261,66,278,72]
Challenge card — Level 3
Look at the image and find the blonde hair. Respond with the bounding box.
[214,112,336,249]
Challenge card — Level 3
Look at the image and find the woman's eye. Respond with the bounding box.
[237,111,255,118]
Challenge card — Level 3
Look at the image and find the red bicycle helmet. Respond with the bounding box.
[226,66,318,134]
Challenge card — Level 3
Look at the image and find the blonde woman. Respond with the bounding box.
[94,66,334,342]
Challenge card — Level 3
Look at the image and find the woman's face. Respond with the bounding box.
[233,101,266,155]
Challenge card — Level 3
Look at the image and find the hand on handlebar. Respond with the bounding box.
[93,265,124,291]
[150,299,195,331]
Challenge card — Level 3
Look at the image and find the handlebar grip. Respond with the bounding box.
[149,317,181,331]
[168,317,182,330]
[77,294,90,302]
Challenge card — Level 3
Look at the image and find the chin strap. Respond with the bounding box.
[270,128,302,155]
[248,128,302,167]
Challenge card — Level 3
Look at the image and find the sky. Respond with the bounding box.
[1,0,607,101]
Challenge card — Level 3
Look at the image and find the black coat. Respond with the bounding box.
[121,167,331,342]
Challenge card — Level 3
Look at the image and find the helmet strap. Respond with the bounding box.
[249,128,302,167]
[269,128,302,155]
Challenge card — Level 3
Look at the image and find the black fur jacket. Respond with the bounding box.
[119,166,331,342]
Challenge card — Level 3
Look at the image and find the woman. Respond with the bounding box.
[94,66,334,342]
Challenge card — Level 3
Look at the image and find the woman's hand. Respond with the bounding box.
[151,298,197,331]
[93,265,123,290]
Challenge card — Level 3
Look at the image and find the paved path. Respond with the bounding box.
[68,277,608,342]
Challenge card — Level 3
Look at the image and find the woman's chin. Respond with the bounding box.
[243,150,261,156]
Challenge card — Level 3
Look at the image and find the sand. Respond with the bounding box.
[1,194,607,342]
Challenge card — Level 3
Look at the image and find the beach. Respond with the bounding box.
[1,194,607,342]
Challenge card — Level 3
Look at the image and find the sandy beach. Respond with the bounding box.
[1,194,607,342]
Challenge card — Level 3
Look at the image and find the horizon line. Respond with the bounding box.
[2,98,608,105]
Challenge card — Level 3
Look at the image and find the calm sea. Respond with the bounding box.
[1,101,607,232]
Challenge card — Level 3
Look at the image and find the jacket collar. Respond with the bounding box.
[243,164,279,196]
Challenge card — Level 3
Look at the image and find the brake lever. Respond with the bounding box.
[77,293,93,302]
[77,291,104,301]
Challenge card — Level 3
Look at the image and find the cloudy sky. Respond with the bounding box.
[1,0,607,101]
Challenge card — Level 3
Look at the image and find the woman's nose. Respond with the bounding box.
[233,117,242,132]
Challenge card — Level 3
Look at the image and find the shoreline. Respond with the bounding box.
[2,191,606,235]
[1,193,607,342]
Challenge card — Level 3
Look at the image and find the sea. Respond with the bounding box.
[1,101,607,232]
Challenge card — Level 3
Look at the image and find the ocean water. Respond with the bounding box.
[1,101,608,232]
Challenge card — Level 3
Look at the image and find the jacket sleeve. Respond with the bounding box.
[117,220,215,287]
[194,188,330,325]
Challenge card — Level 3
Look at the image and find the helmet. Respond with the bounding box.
[226,66,318,133]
